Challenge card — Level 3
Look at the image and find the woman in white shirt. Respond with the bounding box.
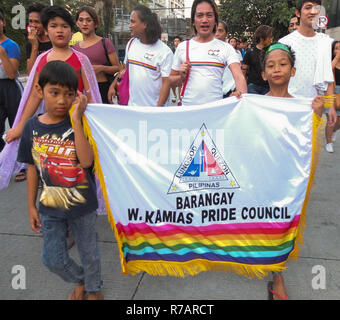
[215,21,238,98]
[108,5,173,107]
[169,0,246,106]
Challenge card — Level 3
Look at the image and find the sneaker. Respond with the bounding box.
[331,131,337,142]
[171,97,177,103]
[325,143,334,153]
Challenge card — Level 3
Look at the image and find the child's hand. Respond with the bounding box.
[29,207,41,233]
[73,91,88,122]
[312,96,324,117]
[5,126,22,142]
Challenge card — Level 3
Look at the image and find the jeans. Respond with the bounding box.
[247,82,270,95]
[40,211,102,294]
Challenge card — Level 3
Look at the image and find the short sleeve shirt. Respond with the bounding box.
[17,115,98,219]
[279,31,331,98]
[36,52,84,93]
[172,38,240,106]
[26,40,52,59]
[0,38,20,79]
[124,38,173,106]
[243,46,268,87]
[73,38,116,66]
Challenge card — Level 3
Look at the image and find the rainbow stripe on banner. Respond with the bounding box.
[119,216,300,264]
[80,95,324,279]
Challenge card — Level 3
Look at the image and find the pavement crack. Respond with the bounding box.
[0,232,42,238]
[131,272,146,300]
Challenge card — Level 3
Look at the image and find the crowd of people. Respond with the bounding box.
[0,0,338,300]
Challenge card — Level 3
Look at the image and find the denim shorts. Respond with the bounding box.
[324,89,340,116]
[40,211,102,294]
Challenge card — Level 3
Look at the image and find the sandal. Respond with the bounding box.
[15,170,26,182]
[267,281,288,300]
[68,285,86,300]
[87,292,104,300]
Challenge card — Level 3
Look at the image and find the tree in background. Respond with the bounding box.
[2,0,90,73]
[219,0,297,42]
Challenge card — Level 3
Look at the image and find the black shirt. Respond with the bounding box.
[26,39,52,60]
[243,46,268,87]
[335,67,340,86]
[17,115,98,219]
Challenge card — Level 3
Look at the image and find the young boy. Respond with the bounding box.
[0,5,101,192]
[17,60,103,300]
[242,25,274,95]
[6,5,99,144]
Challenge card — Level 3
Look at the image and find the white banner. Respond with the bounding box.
[84,94,319,278]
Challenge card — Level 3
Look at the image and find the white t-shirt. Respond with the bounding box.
[172,38,240,106]
[279,31,333,98]
[125,38,173,106]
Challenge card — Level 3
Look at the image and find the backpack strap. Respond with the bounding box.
[180,40,190,98]
[102,38,110,65]
[125,37,135,65]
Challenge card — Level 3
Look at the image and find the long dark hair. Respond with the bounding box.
[191,0,219,35]
[132,5,161,44]
[76,6,100,30]
[332,40,340,60]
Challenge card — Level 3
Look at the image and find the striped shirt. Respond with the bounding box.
[172,38,240,106]
[124,38,173,106]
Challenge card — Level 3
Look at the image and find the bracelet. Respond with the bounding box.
[324,94,336,108]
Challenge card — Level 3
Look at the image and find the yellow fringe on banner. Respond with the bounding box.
[288,113,325,260]
[70,107,325,279]
[126,259,288,280]
[69,107,128,274]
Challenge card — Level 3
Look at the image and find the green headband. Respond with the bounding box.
[265,43,291,57]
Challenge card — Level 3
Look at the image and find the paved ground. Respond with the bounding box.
[0,86,339,300]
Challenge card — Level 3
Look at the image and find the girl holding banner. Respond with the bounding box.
[169,0,247,106]
[261,42,324,300]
